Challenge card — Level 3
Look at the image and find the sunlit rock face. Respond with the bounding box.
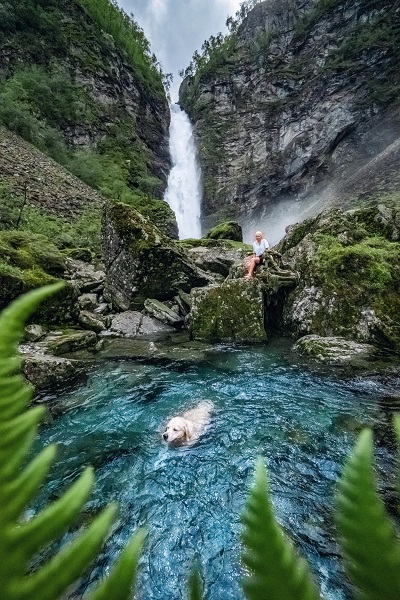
[180,0,400,235]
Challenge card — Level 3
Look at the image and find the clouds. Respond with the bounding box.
[117,0,242,100]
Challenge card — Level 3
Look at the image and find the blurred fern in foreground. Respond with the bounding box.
[1,287,400,599]
[0,285,144,600]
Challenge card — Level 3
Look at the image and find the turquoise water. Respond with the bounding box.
[33,338,397,599]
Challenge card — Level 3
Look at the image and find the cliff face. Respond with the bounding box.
[180,0,400,241]
[0,0,171,196]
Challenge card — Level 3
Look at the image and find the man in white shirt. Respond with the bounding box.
[245,231,269,279]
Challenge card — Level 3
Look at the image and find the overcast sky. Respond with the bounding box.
[117,0,243,101]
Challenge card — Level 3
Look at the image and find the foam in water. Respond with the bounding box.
[164,104,202,239]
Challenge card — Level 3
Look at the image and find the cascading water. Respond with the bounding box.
[164,104,202,239]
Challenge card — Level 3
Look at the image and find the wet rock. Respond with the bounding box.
[144,298,184,328]
[22,353,87,390]
[24,324,46,342]
[189,279,267,343]
[293,334,379,365]
[47,330,97,355]
[78,310,106,333]
[109,311,175,338]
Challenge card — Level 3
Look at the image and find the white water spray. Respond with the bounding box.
[164,104,202,239]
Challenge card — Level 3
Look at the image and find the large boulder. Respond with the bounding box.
[204,221,243,242]
[189,279,267,343]
[293,335,379,366]
[277,204,400,351]
[102,202,211,311]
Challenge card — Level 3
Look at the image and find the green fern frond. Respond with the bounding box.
[335,428,400,599]
[188,561,204,600]
[0,286,144,600]
[241,457,322,600]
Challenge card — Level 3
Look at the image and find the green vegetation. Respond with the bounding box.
[204,220,243,241]
[0,184,102,254]
[3,286,400,598]
[0,0,168,214]
[313,234,400,294]
[0,284,145,600]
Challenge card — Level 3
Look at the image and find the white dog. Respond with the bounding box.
[162,401,214,445]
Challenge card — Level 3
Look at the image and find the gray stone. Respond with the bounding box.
[24,324,46,342]
[144,298,184,327]
[78,310,106,333]
[102,202,212,311]
[78,293,98,311]
[109,311,175,338]
[22,354,87,390]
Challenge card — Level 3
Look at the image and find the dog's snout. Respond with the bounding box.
[162,432,168,440]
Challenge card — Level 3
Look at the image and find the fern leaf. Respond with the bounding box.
[241,457,322,600]
[0,286,144,600]
[188,562,204,600]
[335,428,400,599]
[88,528,147,600]
[15,505,117,600]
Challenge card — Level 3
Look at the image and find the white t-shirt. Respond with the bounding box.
[253,238,269,256]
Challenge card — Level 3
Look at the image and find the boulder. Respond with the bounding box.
[78,293,98,311]
[78,310,106,332]
[102,202,211,311]
[204,221,243,242]
[144,298,184,328]
[24,324,46,342]
[278,205,400,351]
[47,330,97,355]
[109,311,175,337]
[22,353,87,390]
[293,335,379,366]
[189,279,267,343]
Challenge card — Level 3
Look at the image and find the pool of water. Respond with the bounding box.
[33,337,397,599]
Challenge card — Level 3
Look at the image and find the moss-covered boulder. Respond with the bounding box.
[127,197,179,239]
[278,203,400,351]
[204,221,243,242]
[293,335,379,366]
[189,279,267,343]
[0,230,78,323]
[102,202,211,311]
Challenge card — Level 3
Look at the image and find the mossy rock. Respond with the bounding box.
[0,230,66,275]
[179,238,252,252]
[102,202,211,310]
[204,221,243,242]
[127,197,179,239]
[280,203,400,350]
[190,279,267,343]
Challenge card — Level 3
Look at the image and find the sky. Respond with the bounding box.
[117,0,243,101]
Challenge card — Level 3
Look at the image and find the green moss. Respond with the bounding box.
[204,221,243,242]
[190,280,267,343]
[123,196,178,238]
[179,238,252,252]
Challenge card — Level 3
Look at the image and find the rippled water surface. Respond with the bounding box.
[35,338,397,599]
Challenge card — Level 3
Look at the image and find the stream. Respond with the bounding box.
[33,336,398,599]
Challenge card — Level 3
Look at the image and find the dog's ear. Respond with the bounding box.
[183,420,194,440]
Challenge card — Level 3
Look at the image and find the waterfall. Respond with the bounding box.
[164,104,202,239]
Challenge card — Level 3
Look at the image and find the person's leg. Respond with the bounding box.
[245,256,260,278]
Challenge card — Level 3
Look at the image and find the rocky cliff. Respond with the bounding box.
[0,0,171,199]
[180,0,400,243]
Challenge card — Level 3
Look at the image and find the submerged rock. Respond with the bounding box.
[189,279,266,343]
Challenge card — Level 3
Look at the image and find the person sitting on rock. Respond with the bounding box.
[245,230,270,279]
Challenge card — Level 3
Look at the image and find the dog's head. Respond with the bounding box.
[162,416,193,444]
